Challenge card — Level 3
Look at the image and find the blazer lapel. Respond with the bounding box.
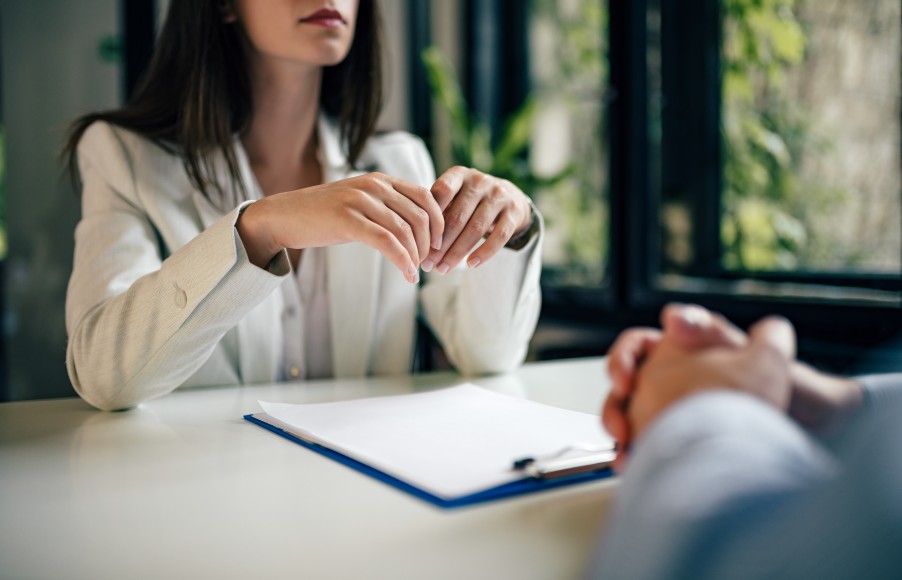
[190,141,281,384]
[189,140,262,230]
[190,190,226,230]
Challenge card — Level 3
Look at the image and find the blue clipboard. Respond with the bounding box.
[244,413,614,509]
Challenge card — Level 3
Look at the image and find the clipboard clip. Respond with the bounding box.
[512,443,617,480]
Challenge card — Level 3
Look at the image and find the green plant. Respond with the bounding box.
[721,0,850,272]
[420,46,573,196]
[421,0,607,286]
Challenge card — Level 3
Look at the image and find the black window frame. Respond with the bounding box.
[543,0,902,371]
[410,0,902,372]
[122,0,156,101]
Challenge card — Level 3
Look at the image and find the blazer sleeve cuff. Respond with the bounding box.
[504,200,542,251]
[234,200,291,277]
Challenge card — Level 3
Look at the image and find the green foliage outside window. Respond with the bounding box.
[421,1,608,287]
[424,0,864,279]
[721,0,844,271]
[420,47,574,199]
[530,0,608,286]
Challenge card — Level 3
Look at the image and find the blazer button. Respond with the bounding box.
[174,285,188,308]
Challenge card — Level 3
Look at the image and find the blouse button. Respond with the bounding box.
[289,367,300,378]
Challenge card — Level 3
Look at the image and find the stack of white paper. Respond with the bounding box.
[258,383,613,500]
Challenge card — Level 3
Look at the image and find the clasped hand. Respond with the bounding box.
[601,304,864,472]
[238,166,533,282]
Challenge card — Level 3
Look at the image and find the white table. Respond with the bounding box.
[0,358,617,580]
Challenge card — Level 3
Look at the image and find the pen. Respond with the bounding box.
[512,444,617,480]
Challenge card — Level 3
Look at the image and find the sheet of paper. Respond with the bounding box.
[259,384,613,499]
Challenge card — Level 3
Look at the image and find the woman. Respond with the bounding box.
[64,0,542,411]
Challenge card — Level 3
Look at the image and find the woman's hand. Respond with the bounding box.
[237,172,444,283]
[421,166,533,274]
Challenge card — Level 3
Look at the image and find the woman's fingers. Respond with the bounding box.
[431,166,469,211]
[466,210,520,268]
[343,173,450,280]
[263,169,534,282]
[438,199,501,272]
[423,183,481,273]
[345,188,420,271]
[424,169,532,273]
[386,176,445,255]
[382,191,429,267]
[352,212,420,283]
[358,174,440,267]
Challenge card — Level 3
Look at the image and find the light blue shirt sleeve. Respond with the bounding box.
[856,372,902,409]
[591,386,902,579]
[590,390,837,579]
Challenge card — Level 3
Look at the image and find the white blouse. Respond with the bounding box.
[66,117,544,411]
[280,248,333,380]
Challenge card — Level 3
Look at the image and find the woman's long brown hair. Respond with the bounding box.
[64,0,383,206]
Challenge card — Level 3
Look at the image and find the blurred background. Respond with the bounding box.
[1,0,900,401]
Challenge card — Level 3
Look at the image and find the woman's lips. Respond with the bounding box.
[299,8,346,28]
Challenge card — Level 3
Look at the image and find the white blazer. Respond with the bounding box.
[66,116,543,411]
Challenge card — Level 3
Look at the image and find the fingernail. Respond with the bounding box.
[433,235,443,250]
[682,305,710,329]
[467,256,481,268]
[421,259,435,272]
[411,272,420,284]
[436,262,450,275]
[407,263,417,276]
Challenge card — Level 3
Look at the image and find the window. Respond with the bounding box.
[650,0,901,300]
[643,0,902,368]
[720,0,900,277]
[411,0,615,359]
[414,0,902,370]
[529,0,608,289]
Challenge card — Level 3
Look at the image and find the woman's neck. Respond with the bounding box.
[241,55,322,191]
